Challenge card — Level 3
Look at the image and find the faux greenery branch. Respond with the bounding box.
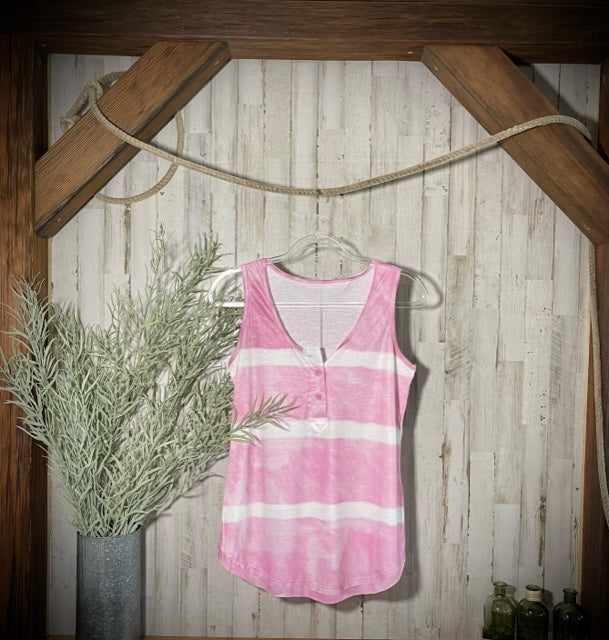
[0,235,289,537]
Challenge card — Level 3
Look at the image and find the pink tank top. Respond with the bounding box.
[218,258,416,603]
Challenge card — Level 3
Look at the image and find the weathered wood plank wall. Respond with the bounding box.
[48,55,599,638]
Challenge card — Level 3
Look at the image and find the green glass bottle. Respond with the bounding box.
[483,581,517,639]
[553,588,590,640]
[517,584,549,640]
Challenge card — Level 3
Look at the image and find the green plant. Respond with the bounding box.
[0,235,288,537]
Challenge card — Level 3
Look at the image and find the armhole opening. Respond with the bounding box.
[390,267,417,372]
[226,267,249,370]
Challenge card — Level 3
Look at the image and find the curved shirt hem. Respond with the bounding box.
[217,544,405,604]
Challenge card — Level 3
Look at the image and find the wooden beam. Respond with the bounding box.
[581,59,609,639]
[0,35,48,640]
[421,45,609,246]
[34,40,230,237]
[581,248,609,638]
[8,1,609,63]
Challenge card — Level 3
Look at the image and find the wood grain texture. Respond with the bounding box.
[0,36,48,640]
[600,61,609,160]
[5,1,609,63]
[582,339,609,639]
[421,45,609,247]
[583,242,609,629]
[35,40,230,238]
[580,56,609,638]
[48,57,596,637]
[598,63,609,488]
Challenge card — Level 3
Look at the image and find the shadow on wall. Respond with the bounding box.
[334,270,441,610]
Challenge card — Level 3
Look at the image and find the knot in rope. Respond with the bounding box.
[62,72,184,205]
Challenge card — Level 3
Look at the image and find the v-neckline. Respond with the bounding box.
[262,258,378,365]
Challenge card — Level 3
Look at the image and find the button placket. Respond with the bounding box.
[309,367,325,412]
[305,353,328,430]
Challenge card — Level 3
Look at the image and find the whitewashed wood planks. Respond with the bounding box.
[48,56,598,638]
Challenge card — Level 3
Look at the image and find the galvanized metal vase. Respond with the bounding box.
[76,528,142,640]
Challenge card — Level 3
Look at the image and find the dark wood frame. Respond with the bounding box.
[1,3,608,638]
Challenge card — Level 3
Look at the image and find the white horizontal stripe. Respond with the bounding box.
[230,347,415,378]
[254,418,401,445]
[222,501,403,526]
[331,348,416,379]
[230,348,307,370]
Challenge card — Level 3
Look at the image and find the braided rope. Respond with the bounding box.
[589,244,609,529]
[95,109,184,205]
[60,71,124,133]
[81,81,591,199]
[62,72,184,205]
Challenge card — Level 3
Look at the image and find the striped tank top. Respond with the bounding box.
[218,257,416,603]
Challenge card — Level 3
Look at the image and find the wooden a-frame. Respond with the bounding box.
[1,3,608,638]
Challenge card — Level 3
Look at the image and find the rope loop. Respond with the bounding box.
[62,72,185,205]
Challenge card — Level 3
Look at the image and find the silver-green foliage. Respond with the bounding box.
[0,235,287,537]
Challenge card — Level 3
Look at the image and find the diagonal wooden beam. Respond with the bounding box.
[421,45,609,247]
[35,40,230,238]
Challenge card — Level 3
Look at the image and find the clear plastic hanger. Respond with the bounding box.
[207,233,428,308]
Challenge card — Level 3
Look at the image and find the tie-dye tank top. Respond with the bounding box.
[218,257,416,604]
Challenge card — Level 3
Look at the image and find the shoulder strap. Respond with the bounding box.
[369,261,401,310]
[240,258,288,337]
[240,258,271,307]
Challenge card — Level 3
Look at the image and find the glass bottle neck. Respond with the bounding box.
[524,585,543,602]
[563,588,577,604]
[494,583,507,597]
